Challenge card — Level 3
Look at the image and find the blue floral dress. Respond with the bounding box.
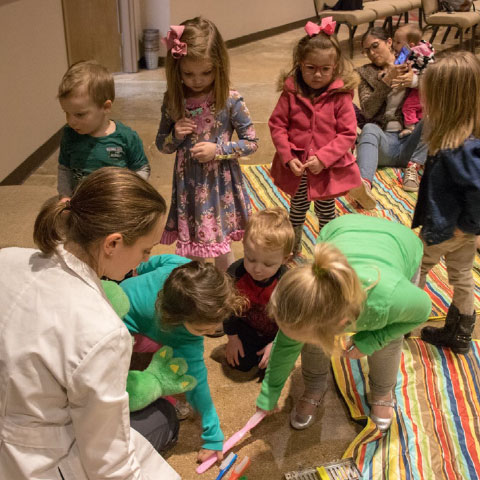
[156,90,258,257]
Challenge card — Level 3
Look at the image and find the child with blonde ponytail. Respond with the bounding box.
[256,214,431,434]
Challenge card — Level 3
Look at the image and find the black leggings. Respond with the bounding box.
[130,398,179,453]
[289,174,336,229]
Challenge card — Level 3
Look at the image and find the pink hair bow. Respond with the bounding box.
[305,17,336,37]
[162,25,187,59]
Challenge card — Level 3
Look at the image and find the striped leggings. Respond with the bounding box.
[289,174,336,229]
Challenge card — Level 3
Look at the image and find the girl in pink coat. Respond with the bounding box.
[269,19,361,255]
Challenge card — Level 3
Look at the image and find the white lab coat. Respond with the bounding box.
[0,246,180,480]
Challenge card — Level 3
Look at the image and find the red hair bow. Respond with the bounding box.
[305,17,336,37]
[162,25,187,59]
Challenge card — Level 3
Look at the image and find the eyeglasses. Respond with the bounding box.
[301,63,335,76]
[362,40,382,56]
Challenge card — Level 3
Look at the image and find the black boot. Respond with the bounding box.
[421,304,476,354]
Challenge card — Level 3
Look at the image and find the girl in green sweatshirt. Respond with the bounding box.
[256,214,431,433]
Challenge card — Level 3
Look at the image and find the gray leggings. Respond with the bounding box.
[301,336,404,397]
[301,268,419,397]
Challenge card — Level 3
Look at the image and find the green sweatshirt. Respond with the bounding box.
[120,255,224,451]
[257,214,431,411]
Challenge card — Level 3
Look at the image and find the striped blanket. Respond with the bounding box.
[241,164,480,319]
[332,338,480,479]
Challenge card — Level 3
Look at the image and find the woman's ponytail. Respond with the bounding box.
[33,198,69,255]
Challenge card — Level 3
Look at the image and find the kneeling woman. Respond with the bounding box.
[256,214,431,432]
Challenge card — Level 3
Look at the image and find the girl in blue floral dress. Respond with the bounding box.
[156,17,258,271]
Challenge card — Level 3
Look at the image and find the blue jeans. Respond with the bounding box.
[356,122,428,183]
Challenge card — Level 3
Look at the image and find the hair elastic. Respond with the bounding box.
[63,200,71,211]
[305,17,336,37]
[312,263,328,277]
[162,25,187,58]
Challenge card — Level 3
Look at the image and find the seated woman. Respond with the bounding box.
[0,168,179,479]
[349,27,428,209]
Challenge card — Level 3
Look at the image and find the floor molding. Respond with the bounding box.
[1,128,62,186]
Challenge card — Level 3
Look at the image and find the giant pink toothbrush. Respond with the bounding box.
[196,411,266,474]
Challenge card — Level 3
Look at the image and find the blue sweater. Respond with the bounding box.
[120,255,224,451]
[412,137,480,245]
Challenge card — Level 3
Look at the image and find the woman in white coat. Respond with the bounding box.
[0,168,180,479]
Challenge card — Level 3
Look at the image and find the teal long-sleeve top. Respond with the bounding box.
[257,214,432,411]
[120,254,224,451]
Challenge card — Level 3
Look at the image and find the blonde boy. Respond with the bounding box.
[57,61,150,197]
[224,208,294,372]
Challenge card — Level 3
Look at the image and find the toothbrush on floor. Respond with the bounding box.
[196,411,266,474]
[227,456,251,480]
[215,452,237,480]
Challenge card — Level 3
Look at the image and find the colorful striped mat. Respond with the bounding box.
[241,164,480,319]
[332,338,480,479]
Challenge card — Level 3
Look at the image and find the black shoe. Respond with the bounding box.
[421,304,475,354]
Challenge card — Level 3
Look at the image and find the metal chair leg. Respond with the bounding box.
[441,26,451,43]
[430,26,439,43]
[348,24,357,58]
[313,0,320,20]
[396,13,402,28]
[471,24,477,53]
[405,11,409,24]
[418,8,423,29]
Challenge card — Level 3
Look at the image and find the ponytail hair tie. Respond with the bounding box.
[162,25,187,59]
[305,18,336,37]
[62,200,71,211]
[313,264,327,277]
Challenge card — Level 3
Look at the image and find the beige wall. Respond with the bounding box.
[170,0,314,40]
[0,0,68,181]
[138,0,313,56]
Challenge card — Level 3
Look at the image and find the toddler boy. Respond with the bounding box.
[57,61,150,197]
[224,208,294,372]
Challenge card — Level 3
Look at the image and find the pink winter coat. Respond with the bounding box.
[269,76,361,200]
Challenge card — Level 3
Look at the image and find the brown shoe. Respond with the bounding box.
[348,179,376,210]
[403,164,419,192]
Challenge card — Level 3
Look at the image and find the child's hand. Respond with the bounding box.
[197,448,223,464]
[304,155,325,175]
[257,342,273,369]
[343,342,366,360]
[190,142,217,163]
[174,117,196,139]
[288,158,304,176]
[225,334,245,367]
[256,405,280,416]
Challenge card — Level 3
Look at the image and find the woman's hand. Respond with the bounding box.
[225,335,245,367]
[288,158,304,176]
[304,155,325,175]
[257,342,273,369]
[391,66,414,89]
[174,117,196,139]
[197,448,223,464]
[190,142,217,163]
[381,64,407,87]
